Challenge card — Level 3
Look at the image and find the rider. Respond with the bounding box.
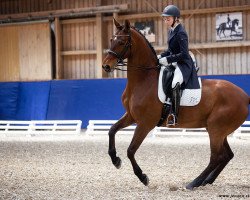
[227,14,231,27]
[157,5,200,126]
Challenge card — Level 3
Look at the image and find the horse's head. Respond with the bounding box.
[232,19,239,26]
[102,18,132,73]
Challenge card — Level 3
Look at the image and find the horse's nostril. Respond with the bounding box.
[102,65,111,72]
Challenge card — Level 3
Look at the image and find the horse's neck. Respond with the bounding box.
[128,52,156,69]
[127,32,158,85]
[130,29,157,65]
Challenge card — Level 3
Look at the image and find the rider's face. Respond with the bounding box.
[163,16,174,28]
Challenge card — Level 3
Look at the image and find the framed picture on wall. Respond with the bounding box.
[134,21,155,43]
[216,12,243,41]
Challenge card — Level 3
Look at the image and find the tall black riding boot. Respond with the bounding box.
[167,83,181,126]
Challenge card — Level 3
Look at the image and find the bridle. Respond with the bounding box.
[104,28,159,72]
[107,31,132,68]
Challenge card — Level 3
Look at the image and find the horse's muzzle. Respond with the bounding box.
[102,64,112,73]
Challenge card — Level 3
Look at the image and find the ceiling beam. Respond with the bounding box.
[0,4,129,23]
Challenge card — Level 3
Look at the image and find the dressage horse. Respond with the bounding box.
[217,18,239,38]
[102,19,250,190]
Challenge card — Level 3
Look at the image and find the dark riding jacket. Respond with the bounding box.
[160,23,200,89]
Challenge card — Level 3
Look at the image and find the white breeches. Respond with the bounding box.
[172,66,183,88]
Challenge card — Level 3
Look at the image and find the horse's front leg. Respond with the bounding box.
[108,113,134,169]
[230,29,235,37]
[127,124,154,186]
[223,30,226,38]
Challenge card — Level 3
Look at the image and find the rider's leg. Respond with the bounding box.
[168,67,183,126]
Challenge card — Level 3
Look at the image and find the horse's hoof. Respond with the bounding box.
[141,174,149,186]
[186,183,194,190]
[114,157,122,169]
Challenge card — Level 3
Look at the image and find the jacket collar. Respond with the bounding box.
[171,22,180,32]
[168,23,181,42]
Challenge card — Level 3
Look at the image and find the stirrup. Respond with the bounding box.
[166,113,177,127]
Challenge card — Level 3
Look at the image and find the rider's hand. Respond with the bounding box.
[159,57,168,66]
[157,55,162,59]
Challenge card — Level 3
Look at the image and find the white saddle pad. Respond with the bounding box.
[158,67,202,106]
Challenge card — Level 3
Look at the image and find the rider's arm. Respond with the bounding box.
[160,49,171,58]
[166,32,190,63]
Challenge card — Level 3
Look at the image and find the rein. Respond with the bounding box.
[113,61,160,72]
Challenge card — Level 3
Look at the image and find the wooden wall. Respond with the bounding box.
[0,0,250,81]
[0,21,52,81]
[0,0,98,14]
[0,25,20,81]
[1,0,249,14]
[61,20,97,79]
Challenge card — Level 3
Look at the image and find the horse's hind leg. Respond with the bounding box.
[108,113,134,169]
[202,137,234,186]
[186,132,227,190]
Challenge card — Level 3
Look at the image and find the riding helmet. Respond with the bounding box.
[162,5,180,18]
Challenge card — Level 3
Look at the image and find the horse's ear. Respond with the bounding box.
[113,18,122,30]
[124,19,130,31]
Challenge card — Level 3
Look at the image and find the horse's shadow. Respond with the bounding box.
[230,33,243,37]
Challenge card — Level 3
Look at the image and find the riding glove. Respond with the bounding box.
[159,57,168,66]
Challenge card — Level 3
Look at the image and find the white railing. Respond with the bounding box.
[86,120,136,135]
[86,120,250,138]
[0,120,82,135]
[233,121,250,138]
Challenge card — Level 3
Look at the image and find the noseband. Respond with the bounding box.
[107,31,132,67]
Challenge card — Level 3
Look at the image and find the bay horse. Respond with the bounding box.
[217,18,239,38]
[102,19,250,190]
